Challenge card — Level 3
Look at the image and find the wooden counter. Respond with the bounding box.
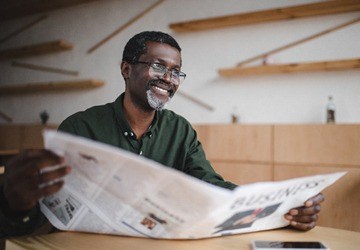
[6,227,360,250]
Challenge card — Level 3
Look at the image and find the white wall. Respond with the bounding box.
[0,0,359,125]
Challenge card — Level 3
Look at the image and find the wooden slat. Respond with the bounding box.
[177,90,214,111]
[87,0,165,54]
[219,58,360,77]
[236,17,360,67]
[170,0,360,32]
[274,164,360,232]
[193,124,272,162]
[0,0,99,21]
[0,79,105,95]
[0,149,19,156]
[0,15,47,44]
[0,110,13,123]
[12,61,79,76]
[0,40,73,60]
[274,125,360,166]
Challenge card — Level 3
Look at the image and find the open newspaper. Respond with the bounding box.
[40,130,345,239]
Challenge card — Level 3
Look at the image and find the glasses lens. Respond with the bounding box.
[148,63,185,85]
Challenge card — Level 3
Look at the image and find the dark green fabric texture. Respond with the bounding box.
[59,93,237,190]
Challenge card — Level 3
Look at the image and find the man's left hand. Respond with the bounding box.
[284,193,325,231]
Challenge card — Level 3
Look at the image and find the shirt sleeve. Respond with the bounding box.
[0,185,49,237]
[183,127,238,190]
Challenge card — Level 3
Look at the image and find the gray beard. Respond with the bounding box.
[146,89,171,110]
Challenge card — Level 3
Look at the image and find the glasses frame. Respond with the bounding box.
[132,61,186,85]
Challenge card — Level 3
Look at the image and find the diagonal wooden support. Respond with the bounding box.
[236,17,360,67]
[87,0,165,54]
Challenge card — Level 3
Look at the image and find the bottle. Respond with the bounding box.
[326,96,335,124]
[231,106,240,124]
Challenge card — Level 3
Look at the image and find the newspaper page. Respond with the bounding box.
[40,130,345,239]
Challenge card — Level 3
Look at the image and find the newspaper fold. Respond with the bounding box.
[40,130,345,239]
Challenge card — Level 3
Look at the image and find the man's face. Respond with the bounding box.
[125,41,181,111]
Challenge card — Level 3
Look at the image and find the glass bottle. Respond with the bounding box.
[326,96,335,124]
[231,106,240,124]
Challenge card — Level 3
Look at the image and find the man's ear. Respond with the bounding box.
[121,61,131,80]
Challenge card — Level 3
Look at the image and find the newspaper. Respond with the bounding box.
[40,130,345,239]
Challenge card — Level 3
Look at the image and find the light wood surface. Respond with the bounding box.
[6,227,360,250]
[0,40,73,60]
[219,58,360,77]
[274,124,360,166]
[0,125,21,150]
[0,79,104,95]
[211,161,272,185]
[169,0,360,32]
[194,124,272,163]
[0,124,58,150]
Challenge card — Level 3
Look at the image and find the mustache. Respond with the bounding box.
[147,79,175,98]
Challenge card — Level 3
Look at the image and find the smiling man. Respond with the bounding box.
[0,31,324,237]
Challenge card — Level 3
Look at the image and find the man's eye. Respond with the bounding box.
[152,63,166,71]
[172,70,180,77]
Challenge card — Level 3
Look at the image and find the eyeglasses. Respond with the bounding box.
[132,61,186,85]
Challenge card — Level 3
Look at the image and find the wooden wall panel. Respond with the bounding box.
[274,125,360,166]
[0,125,21,150]
[211,161,272,185]
[20,124,58,149]
[194,124,272,163]
[274,164,360,232]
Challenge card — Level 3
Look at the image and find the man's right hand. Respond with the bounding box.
[2,149,71,215]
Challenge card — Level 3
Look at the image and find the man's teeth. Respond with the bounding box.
[154,86,168,94]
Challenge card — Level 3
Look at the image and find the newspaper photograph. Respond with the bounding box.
[40,130,345,239]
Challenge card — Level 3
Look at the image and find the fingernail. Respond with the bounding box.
[290,210,298,216]
[305,200,313,207]
[290,221,297,226]
[284,215,293,220]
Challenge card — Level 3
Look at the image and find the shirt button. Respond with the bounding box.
[23,216,30,223]
[149,134,152,138]
[139,151,143,155]
[130,132,134,137]
[124,132,128,136]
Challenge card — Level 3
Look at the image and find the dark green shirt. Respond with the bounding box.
[58,93,236,190]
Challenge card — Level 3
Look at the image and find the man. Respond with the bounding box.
[0,31,324,237]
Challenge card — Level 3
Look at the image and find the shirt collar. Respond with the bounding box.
[114,92,158,138]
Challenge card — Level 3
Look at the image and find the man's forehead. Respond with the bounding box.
[141,41,181,64]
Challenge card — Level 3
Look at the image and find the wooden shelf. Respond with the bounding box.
[219,58,360,77]
[0,79,105,95]
[0,149,19,156]
[0,40,73,60]
[170,0,360,32]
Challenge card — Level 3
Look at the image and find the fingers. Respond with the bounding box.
[289,204,321,216]
[284,193,325,231]
[305,193,325,207]
[289,221,317,231]
[3,149,70,213]
[37,165,71,186]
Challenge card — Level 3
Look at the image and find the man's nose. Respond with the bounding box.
[162,70,172,83]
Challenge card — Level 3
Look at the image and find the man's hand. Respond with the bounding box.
[284,193,325,231]
[3,149,71,214]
